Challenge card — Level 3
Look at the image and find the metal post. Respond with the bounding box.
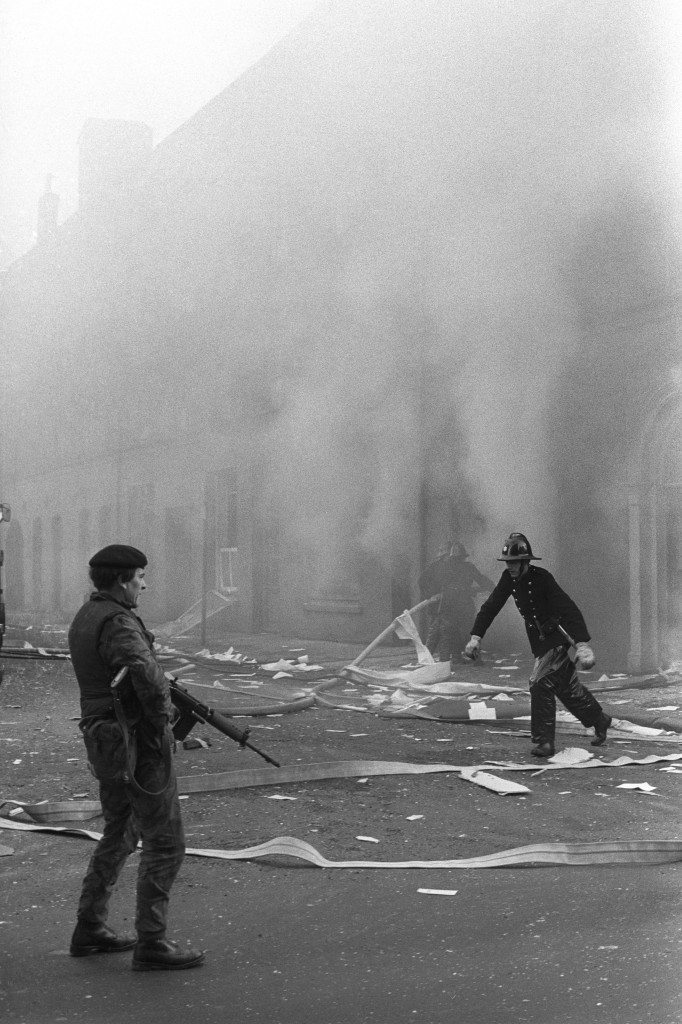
[200,484,210,648]
[0,504,11,652]
[627,490,642,673]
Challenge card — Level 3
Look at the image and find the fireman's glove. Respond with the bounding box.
[463,636,481,661]
[575,642,595,670]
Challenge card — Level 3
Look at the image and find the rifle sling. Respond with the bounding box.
[110,683,173,797]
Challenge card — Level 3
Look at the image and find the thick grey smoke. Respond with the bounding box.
[2,0,680,658]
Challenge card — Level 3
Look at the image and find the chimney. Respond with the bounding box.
[78,118,153,217]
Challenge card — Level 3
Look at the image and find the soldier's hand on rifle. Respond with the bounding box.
[463,635,481,661]
[575,642,595,669]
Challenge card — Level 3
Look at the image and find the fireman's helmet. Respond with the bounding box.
[497,532,541,562]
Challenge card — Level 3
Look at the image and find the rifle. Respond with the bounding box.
[111,667,281,769]
[169,680,281,767]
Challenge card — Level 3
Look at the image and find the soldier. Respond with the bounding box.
[463,532,612,758]
[68,544,204,970]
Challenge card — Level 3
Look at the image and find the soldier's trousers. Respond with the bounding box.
[77,722,185,940]
[529,646,604,744]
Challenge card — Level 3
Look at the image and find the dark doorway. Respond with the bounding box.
[252,518,280,632]
[163,509,193,621]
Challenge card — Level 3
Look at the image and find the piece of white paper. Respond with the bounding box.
[548,748,594,765]
[459,769,530,795]
[418,888,458,896]
[468,703,497,720]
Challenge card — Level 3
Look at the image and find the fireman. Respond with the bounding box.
[464,532,612,758]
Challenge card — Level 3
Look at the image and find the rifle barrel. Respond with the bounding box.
[169,681,281,767]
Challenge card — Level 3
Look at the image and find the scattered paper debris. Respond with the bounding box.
[616,783,657,792]
[264,795,297,801]
[262,659,297,671]
[183,737,211,750]
[406,815,424,821]
[468,703,497,720]
[548,748,594,765]
[356,836,379,843]
[192,647,257,665]
[263,658,324,673]
[645,706,679,712]
[611,720,669,736]
[459,769,530,795]
[418,888,458,896]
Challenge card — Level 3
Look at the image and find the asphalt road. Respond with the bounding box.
[1,854,680,1024]
[1,631,681,1023]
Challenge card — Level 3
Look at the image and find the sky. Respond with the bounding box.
[0,0,321,267]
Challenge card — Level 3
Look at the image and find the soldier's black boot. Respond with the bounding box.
[591,713,612,746]
[530,740,555,758]
[70,921,137,956]
[132,938,205,971]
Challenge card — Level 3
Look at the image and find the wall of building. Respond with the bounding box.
[0,1,680,665]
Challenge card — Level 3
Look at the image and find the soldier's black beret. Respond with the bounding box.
[88,544,148,568]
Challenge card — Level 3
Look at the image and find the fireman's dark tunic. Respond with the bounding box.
[471,565,604,744]
[472,565,590,656]
[68,592,185,940]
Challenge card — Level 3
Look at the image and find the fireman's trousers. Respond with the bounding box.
[529,645,604,744]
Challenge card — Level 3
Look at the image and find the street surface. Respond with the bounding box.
[1,629,680,1023]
